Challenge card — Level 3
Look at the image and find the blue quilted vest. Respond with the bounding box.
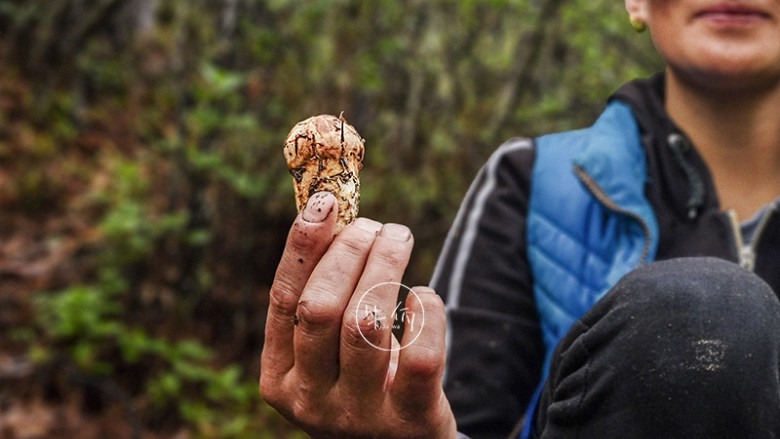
[520,101,660,438]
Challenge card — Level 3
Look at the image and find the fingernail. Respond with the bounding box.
[380,223,411,242]
[302,192,334,223]
[354,217,382,234]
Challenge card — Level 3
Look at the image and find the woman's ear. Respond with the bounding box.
[624,0,649,23]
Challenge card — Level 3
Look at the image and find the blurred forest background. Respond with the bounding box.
[0,0,663,437]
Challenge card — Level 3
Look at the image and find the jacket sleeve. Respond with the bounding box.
[430,138,544,439]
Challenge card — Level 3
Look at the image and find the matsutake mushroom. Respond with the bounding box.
[283,113,365,232]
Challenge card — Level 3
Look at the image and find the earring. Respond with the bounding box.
[630,16,647,33]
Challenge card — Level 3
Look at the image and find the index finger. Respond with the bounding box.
[262,192,338,379]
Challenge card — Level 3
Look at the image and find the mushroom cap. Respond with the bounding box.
[284,114,364,173]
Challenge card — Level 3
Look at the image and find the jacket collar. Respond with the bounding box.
[609,73,720,221]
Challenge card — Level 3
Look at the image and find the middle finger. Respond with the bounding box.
[339,223,414,398]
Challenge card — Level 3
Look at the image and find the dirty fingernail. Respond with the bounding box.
[380,223,411,242]
[303,192,335,223]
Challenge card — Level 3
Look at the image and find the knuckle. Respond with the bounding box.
[268,282,300,316]
[342,318,367,345]
[258,371,289,413]
[403,347,444,381]
[332,231,375,259]
[259,374,283,408]
[373,243,410,268]
[290,398,314,424]
[260,376,325,433]
[296,294,342,328]
[290,399,333,435]
[342,310,391,347]
[418,290,445,313]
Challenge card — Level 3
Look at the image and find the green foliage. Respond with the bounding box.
[25,152,271,437]
[33,281,268,437]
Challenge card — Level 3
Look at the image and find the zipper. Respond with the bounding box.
[667,133,706,220]
[726,207,775,271]
[574,165,654,264]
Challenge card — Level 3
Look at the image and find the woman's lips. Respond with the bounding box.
[695,5,770,24]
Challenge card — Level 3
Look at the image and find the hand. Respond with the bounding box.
[260,192,456,438]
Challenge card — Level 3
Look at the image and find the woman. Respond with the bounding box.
[260,0,780,437]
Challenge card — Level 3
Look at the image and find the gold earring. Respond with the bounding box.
[630,16,647,33]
